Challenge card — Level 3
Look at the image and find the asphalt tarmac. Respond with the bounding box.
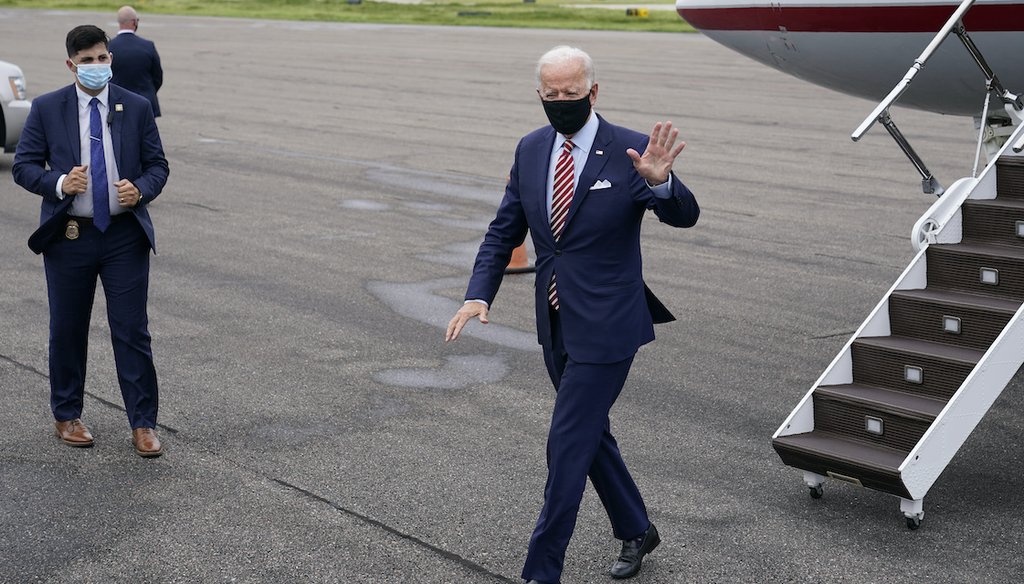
[2,8,1023,583]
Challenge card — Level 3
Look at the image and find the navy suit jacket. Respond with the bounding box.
[13,83,169,254]
[109,32,163,117]
[466,115,700,363]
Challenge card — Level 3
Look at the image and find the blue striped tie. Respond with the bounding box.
[89,97,110,232]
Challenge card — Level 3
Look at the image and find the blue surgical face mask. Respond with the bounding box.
[74,63,112,90]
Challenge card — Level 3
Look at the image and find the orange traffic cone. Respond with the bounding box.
[505,242,535,274]
[501,173,535,275]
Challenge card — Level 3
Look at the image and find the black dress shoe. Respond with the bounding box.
[609,523,661,579]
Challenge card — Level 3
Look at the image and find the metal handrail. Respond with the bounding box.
[850,0,1024,193]
[953,23,1023,111]
[851,0,978,141]
[877,112,944,195]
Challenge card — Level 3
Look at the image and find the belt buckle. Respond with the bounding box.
[65,219,80,240]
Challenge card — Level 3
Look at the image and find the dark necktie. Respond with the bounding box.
[89,97,110,232]
[548,139,575,310]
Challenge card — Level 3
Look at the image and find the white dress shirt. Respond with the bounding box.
[546,111,598,221]
[55,85,123,217]
[546,110,671,221]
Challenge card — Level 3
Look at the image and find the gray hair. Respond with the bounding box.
[535,45,595,89]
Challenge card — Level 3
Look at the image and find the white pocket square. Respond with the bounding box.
[590,179,612,190]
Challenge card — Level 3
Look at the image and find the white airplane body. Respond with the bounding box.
[675,0,1024,117]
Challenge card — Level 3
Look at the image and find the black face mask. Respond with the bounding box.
[541,93,592,136]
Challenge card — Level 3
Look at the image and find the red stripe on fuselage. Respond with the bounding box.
[677,3,1024,32]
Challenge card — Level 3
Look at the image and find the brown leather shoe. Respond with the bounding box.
[55,419,94,447]
[132,427,163,458]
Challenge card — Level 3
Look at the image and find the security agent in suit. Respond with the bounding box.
[12,25,169,457]
[109,6,163,117]
[446,46,699,583]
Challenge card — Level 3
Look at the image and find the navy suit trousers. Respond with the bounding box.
[43,216,158,428]
[522,308,650,583]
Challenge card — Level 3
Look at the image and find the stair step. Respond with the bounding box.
[926,243,1024,300]
[773,431,910,498]
[854,335,984,364]
[816,383,946,419]
[962,198,1024,248]
[852,336,983,400]
[997,156,1024,199]
[889,288,1020,350]
[814,384,937,451]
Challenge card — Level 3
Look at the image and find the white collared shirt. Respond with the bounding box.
[56,85,123,217]
[546,111,598,221]
[545,111,671,221]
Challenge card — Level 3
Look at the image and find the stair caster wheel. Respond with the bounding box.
[900,498,924,531]
[802,472,825,501]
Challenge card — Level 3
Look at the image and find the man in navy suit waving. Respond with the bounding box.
[13,25,169,457]
[446,46,699,583]
[109,6,163,117]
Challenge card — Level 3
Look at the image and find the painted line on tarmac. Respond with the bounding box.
[2,353,512,581]
[0,352,180,435]
[273,478,518,583]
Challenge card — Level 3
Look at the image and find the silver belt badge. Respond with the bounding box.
[65,219,80,240]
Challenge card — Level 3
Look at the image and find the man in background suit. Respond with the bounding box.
[109,6,163,117]
[13,25,170,457]
[446,46,699,583]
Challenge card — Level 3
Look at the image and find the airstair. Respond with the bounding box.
[771,0,1024,529]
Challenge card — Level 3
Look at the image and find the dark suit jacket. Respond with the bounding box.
[465,115,700,364]
[12,83,169,254]
[109,32,163,117]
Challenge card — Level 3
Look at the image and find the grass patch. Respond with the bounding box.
[0,0,694,33]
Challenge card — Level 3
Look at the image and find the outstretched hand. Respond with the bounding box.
[626,121,686,185]
[445,302,489,342]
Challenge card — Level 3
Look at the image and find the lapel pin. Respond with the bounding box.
[115,103,124,112]
[595,150,604,155]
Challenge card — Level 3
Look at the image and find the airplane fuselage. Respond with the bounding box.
[676,0,1024,117]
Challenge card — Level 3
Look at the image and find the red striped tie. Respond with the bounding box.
[548,140,574,310]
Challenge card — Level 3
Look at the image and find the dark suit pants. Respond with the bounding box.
[522,309,650,583]
[43,216,159,429]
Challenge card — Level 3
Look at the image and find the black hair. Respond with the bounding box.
[65,25,108,58]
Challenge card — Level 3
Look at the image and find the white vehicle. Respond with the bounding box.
[1,59,31,153]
